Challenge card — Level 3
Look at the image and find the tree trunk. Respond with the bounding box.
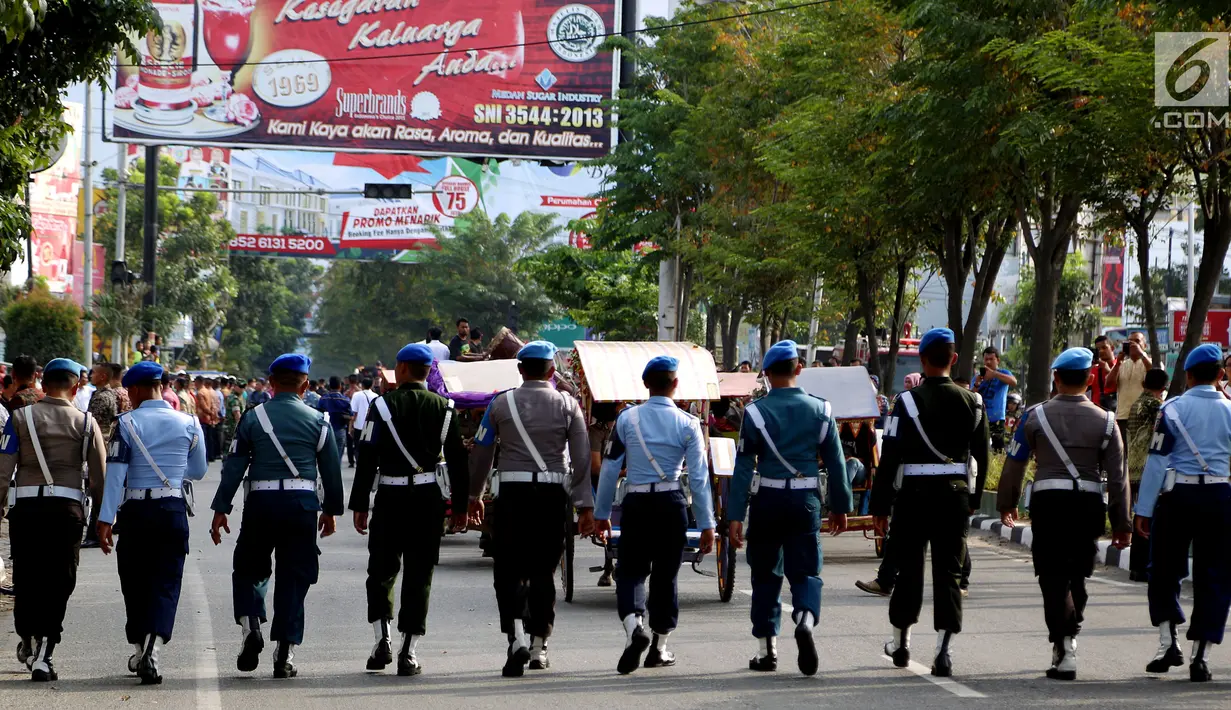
[956,215,1013,382]
[842,316,859,365]
[856,264,882,383]
[723,306,743,370]
[705,302,718,353]
[937,215,969,355]
[884,259,909,394]
[1132,221,1163,365]
[676,264,693,342]
[759,308,771,360]
[1021,190,1082,405]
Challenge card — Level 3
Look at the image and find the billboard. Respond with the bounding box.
[1101,241,1124,326]
[30,102,83,294]
[1171,309,1231,347]
[111,0,619,161]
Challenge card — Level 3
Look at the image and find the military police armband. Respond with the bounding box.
[604,428,626,461]
[360,420,376,443]
[107,432,133,463]
[0,418,17,455]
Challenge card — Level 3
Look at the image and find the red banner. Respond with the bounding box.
[112,0,619,161]
[1172,309,1231,347]
[229,233,339,256]
[1101,242,1124,322]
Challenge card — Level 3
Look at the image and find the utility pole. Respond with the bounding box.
[82,84,94,365]
[142,145,159,327]
[1187,201,1196,311]
[112,149,127,362]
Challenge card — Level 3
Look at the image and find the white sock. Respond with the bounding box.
[655,632,670,651]
[935,630,953,652]
[402,633,419,655]
[373,620,390,642]
[530,636,546,652]
[758,637,777,657]
[622,614,642,640]
[889,626,911,651]
[132,642,144,657]
[797,611,816,630]
[512,620,528,650]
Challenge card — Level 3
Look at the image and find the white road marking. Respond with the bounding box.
[882,655,987,698]
[185,555,223,710]
[1087,575,1139,589]
[738,589,792,613]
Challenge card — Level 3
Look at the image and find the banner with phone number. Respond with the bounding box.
[111,0,619,161]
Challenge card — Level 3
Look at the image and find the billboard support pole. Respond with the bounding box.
[142,144,159,328]
[83,84,95,366]
[113,149,127,362]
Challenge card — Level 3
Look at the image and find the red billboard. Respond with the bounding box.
[1171,309,1231,347]
[112,0,619,161]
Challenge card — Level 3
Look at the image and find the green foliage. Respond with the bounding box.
[222,257,322,376]
[0,0,156,261]
[1003,254,1101,355]
[521,246,658,340]
[3,284,81,363]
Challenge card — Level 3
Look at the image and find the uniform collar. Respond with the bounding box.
[1187,384,1221,398]
[646,395,676,406]
[399,382,427,391]
[1052,394,1087,402]
[39,396,73,407]
[273,392,301,402]
[767,386,802,397]
[924,376,952,384]
[520,380,552,390]
[139,398,172,410]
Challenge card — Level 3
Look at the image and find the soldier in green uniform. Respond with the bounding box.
[223,380,243,455]
[349,343,469,677]
[870,328,989,678]
[210,354,344,679]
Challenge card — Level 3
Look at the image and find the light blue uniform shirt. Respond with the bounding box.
[595,397,716,530]
[99,399,209,524]
[1136,385,1231,518]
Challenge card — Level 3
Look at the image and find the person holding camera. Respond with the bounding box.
[1108,332,1152,451]
[973,347,1017,453]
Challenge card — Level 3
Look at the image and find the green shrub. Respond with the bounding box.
[4,285,82,364]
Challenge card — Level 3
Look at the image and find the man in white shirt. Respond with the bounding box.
[350,378,378,435]
[425,327,451,363]
[73,368,95,411]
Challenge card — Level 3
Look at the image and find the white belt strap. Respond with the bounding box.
[121,416,172,488]
[819,400,832,446]
[507,389,548,473]
[757,477,819,490]
[22,406,54,486]
[253,404,302,478]
[1164,405,1209,472]
[316,422,329,452]
[378,473,436,486]
[1100,411,1116,451]
[80,411,94,480]
[626,480,682,494]
[1175,472,1230,485]
[440,400,454,446]
[898,392,952,464]
[628,406,669,481]
[902,463,968,475]
[744,403,801,477]
[1032,478,1103,494]
[373,397,424,472]
[1033,405,1080,480]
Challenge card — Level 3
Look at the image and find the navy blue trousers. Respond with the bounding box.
[615,490,688,634]
[1148,482,1231,643]
[232,499,320,644]
[746,487,823,639]
[117,498,190,643]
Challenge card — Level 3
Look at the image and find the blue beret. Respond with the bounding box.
[122,361,164,388]
[1051,347,1093,371]
[517,340,557,361]
[919,328,955,353]
[1185,343,1223,370]
[762,340,800,371]
[397,343,434,365]
[642,355,678,379]
[268,353,311,374]
[44,358,85,377]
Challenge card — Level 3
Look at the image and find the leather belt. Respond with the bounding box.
[14,485,84,502]
[378,473,436,487]
[902,463,968,476]
[757,477,819,490]
[249,478,315,492]
[1174,473,1230,486]
[626,481,682,494]
[125,487,183,501]
[499,471,567,485]
[1032,478,1102,494]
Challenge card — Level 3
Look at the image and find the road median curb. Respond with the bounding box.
[968,515,1133,571]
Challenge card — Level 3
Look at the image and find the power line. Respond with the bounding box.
[115,0,836,69]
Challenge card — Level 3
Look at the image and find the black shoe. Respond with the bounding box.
[855,579,892,597]
[30,663,57,682]
[367,638,393,671]
[397,653,422,677]
[273,662,297,679]
[30,640,57,682]
[618,627,651,675]
[16,638,32,666]
[137,657,163,685]
[1146,645,1184,673]
[80,539,100,549]
[931,651,952,678]
[1128,570,1149,583]
[503,643,530,678]
[237,630,264,672]
[1191,660,1212,682]
[644,644,676,669]
[795,624,819,676]
[885,642,910,668]
[749,653,778,672]
[528,645,550,670]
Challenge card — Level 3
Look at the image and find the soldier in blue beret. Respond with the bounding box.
[210,353,344,679]
[869,327,989,678]
[997,347,1127,681]
[727,340,850,675]
[0,357,107,681]
[594,354,716,674]
[1134,342,1231,681]
[348,342,469,676]
[95,361,209,684]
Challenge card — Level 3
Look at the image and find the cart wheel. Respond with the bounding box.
[874,535,885,559]
[561,530,575,603]
[716,532,737,602]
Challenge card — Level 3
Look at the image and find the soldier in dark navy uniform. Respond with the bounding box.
[210,354,344,679]
[349,343,468,677]
[870,328,989,678]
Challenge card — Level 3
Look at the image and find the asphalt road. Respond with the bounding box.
[0,463,1227,709]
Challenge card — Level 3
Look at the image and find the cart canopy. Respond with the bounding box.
[796,366,880,420]
[573,341,720,402]
[718,372,760,398]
